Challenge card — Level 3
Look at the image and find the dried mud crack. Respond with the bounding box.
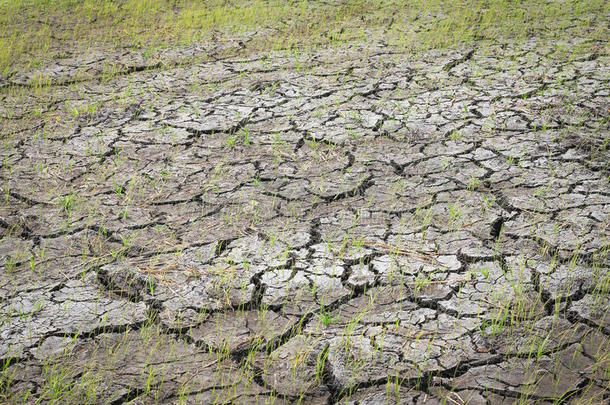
[1,35,609,404]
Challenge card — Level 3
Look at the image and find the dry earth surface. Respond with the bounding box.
[1,26,609,405]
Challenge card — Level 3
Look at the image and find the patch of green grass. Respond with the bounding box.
[1,0,607,76]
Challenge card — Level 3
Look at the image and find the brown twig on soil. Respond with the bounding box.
[400,331,433,349]
[405,278,471,286]
[446,392,465,405]
[362,241,446,266]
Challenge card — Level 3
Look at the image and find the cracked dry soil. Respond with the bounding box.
[1,35,609,404]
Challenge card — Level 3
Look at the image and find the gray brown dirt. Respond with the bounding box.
[1,35,609,404]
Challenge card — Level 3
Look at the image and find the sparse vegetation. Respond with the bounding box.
[1,0,608,76]
[1,0,608,404]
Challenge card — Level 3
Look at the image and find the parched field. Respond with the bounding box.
[1,1,609,404]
